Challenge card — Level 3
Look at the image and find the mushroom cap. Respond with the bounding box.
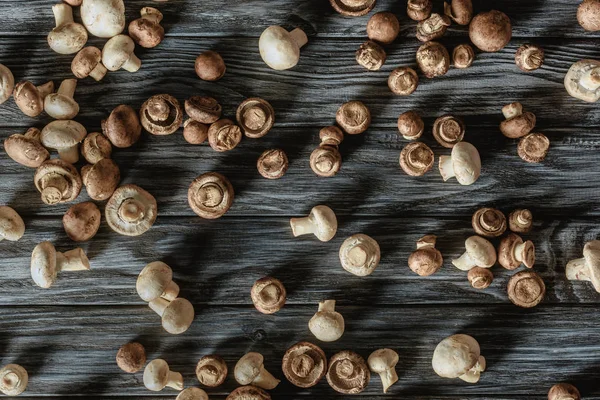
[518,133,550,163]
[468,267,494,289]
[259,26,301,70]
[194,51,226,81]
[143,359,171,391]
[72,47,103,79]
[34,159,83,205]
[185,96,222,124]
[367,348,399,374]
[356,40,386,71]
[464,236,496,268]
[308,304,345,342]
[129,8,165,48]
[188,172,234,219]
[310,146,342,177]
[4,128,50,168]
[207,119,242,152]
[453,43,475,68]
[251,276,287,314]
[582,240,600,292]
[407,0,433,21]
[105,184,157,236]
[329,0,376,17]
[500,110,536,139]
[445,0,473,25]
[116,342,146,373]
[416,13,451,42]
[0,206,25,242]
[102,34,136,71]
[14,81,52,117]
[469,10,512,52]
[140,94,183,136]
[399,142,435,176]
[449,142,481,185]
[196,355,228,387]
[578,0,600,31]
[498,233,535,270]
[63,202,101,242]
[367,12,400,44]
[226,386,271,400]
[236,97,275,139]
[183,119,209,144]
[0,63,14,104]
[515,44,544,72]
[102,104,142,148]
[432,334,480,378]
[507,270,546,308]
[388,67,419,95]
[41,120,87,154]
[30,241,58,288]
[81,0,125,38]
[282,342,327,388]
[47,18,88,54]
[257,149,289,179]
[81,132,112,164]
[234,352,265,385]
[326,351,370,394]
[176,387,209,400]
[339,234,381,276]
[81,159,120,200]
[408,246,443,276]
[45,94,79,121]
[0,364,28,396]
[397,110,424,140]
[472,207,506,238]
[548,383,581,400]
[136,261,175,302]
[336,100,371,135]
[162,298,195,334]
[416,41,450,78]
[433,114,465,148]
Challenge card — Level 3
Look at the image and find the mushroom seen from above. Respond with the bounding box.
[453,43,475,68]
[47,3,88,55]
[102,35,141,73]
[196,355,228,388]
[81,158,121,202]
[105,184,157,236]
[326,350,370,394]
[194,51,226,81]
[30,241,90,289]
[290,205,337,242]
[439,141,481,185]
[507,270,546,308]
[566,240,600,293]
[515,44,545,72]
[136,261,180,302]
[578,0,600,31]
[388,67,419,95]
[149,297,195,334]
[62,202,101,242]
[250,276,287,314]
[176,387,209,400]
[13,80,54,117]
[367,12,400,44]
[416,41,450,78]
[356,40,386,71]
[408,234,444,276]
[41,119,87,163]
[308,300,345,342]
[259,26,307,70]
[44,78,79,120]
[3,127,50,168]
[116,342,146,373]
[0,364,28,396]
[310,126,344,177]
[143,359,184,391]
[81,0,126,38]
[282,342,327,388]
[236,97,275,138]
[452,236,497,271]
[72,46,108,81]
[472,207,507,238]
[397,110,424,140]
[518,132,550,163]
[336,100,371,134]
[234,352,281,390]
[129,7,165,48]
[548,383,581,400]
[469,10,512,52]
[432,334,486,383]
[207,119,242,152]
[0,63,14,104]
[367,348,399,393]
[0,206,25,242]
[34,159,83,205]
[339,233,381,276]
[500,102,536,138]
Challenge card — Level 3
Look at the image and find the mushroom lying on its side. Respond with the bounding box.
[408,235,443,276]
[432,334,486,383]
[136,261,180,302]
[31,241,90,288]
[368,348,399,393]
[4,128,49,168]
[102,35,141,73]
[0,364,28,395]
[143,359,184,391]
[47,3,88,55]
[308,300,345,342]
[14,80,54,117]
[452,236,496,271]
[41,120,87,163]
[44,79,79,120]
[566,240,600,293]
[234,352,280,390]
[438,142,481,185]
[81,0,125,38]
[259,26,307,70]
[72,47,108,81]
[500,102,536,138]
[290,205,337,242]
[81,132,112,164]
[148,297,194,334]
[0,206,25,242]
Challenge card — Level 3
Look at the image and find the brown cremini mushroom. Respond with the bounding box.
[468,267,494,289]
[433,114,465,148]
[149,297,195,334]
[444,0,473,25]
[102,104,142,148]
[326,351,370,394]
[472,207,506,238]
[397,111,424,140]
[3,127,50,168]
[548,383,581,400]
[129,7,165,48]
[432,334,486,383]
[226,386,271,400]
[81,159,121,201]
[500,102,536,139]
[507,270,545,308]
[257,149,288,179]
[81,132,112,164]
[438,142,481,185]
[47,3,88,55]
[259,26,307,70]
[339,234,381,276]
[509,209,533,233]
[183,120,209,145]
[0,364,28,396]
[407,0,432,21]
[515,44,544,72]
[368,348,398,393]
[367,12,400,44]
[30,241,90,288]
[44,79,79,120]
[309,300,345,342]
[196,355,228,388]
[290,205,337,241]
[105,184,157,236]
[234,352,280,389]
[251,276,287,314]
[80,0,126,38]
[0,64,14,105]
[177,387,209,400]
[208,119,242,152]
[518,133,550,163]
[143,359,184,391]
[282,342,327,388]
[34,159,83,205]
[136,261,180,302]
[72,46,107,81]
[41,120,87,163]
[0,206,25,242]
[185,96,222,124]
[13,80,54,117]
[408,235,443,276]
[453,44,475,69]
[416,41,450,78]
[310,126,343,177]
[63,202,101,242]
[416,13,451,42]
[116,342,146,373]
[329,0,376,16]
[356,40,386,71]
[188,172,234,219]
[140,94,183,136]
[388,67,419,95]
[399,142,435,176]
[578,0,600,31]
[236,98,275,138]
[336,101,371,134]
[102,35,141,72]
[469,10,512,52]
[498,233,535,270]
[452,236,496,271]
[195,51,226,81]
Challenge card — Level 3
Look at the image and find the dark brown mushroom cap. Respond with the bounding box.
[251,276,287,314]
[236,98,275,138]
[195,51,226,81]
[116,342,147,373]
[188,172,234,219]
[416,13,451,42]
[329,0,376,16]
[282,342,327,388]
[105,184,157,236]
[518,133,550,163]
[183,119,209,145]
[81,158,121,201]
[388,67,419,95]
[399,142,434,176]
[4,128,50,168]
[408,236,443,276]
[208,119,242,152]
[433,114,465,148]
[507,270,545,308]
[397,111,424,140]
[498,233,535,270]
[326,351,370,394]
[71,47,105,79]
[500,110,536,139]
[140,94,183,136]
[407,0,433,21]
[34,159,83,205]
[196,355,228,387]
[128,7,165,48]
[472,207,507,238]
[102,105,142,148]
[509,209,533,233]
[578,0,600,31]
[453,44,475,68]
[185,96,222,124]
[257,149,288,179]
[356,41,386,71]
[515,44,544,72]
[14,81,54,117]
[81,132,112,164]
[367,12,400,44]
[416,41,450,78]
[468,267,494,289]
[336,101,371,135]
[444,0,473,25]
[469,10,512,52]
[226,386,271,400]
[548,383,581,400]
[63,202,101,242]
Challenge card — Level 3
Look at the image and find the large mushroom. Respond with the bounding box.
[408,235,443,276]
[136,261,180,302]
[140,94,183,135]
[105,184,157,236]
[0,206,25,242]
[498,233,535,270]
[259,26,307,70]
[47,3,88,55]
[196,355,228,388]
[282,342,327,388]
[13,80,54,117]
[290,205,337,242]
[469,10,512,52]
[72,47,108,81]
[81,158,121,201]
[31,241,90,288]
[0,64,14,104]
[188,172,234,219]
[226,386,271,400]
[234,352,280,389]
[129,7,165,48]
[368,348,399,393]
[308,300,345,342]
[326,351,370,394]
[438,142,481,185]
[0,364,28,396]
[63,202,101,242]
[143,359,184,391]
[41,120,87,163]
[102,35,141,72]
[102,104,142,148]
[149,297,195,334]
[432,334,486,383]
[44,79,80,120]
[339,233,381,276]
[452,236,496,271]
[81,0,125,38]
[566,240,600,293]
[3,127,50,168]
[564,59,600,102]
[34,159,83,205]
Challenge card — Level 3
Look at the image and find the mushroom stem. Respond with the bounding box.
[118,198,145,223]
[122,55,141,73]
[514,242,528,264]
[566,257,591,281]
[57,78,77,98]
[458,355,486,383]
[40,174,68,205]
[379,368,398,393]
[252,366,281,390]
[289,28,308,48]
[502,102,522,119]
[149,297,170,316]
[318,299,336,313]
[290,216,315,237]
[438,155,455,181]
[165,371,184,390]
[89,63,108,81]
[57,146,79,164]
[452,251,476,271]
[53,3,74,27]
[56,248,90,271]
[37,81,55,100]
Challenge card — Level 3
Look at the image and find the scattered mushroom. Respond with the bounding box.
[234,352,280,390]
[13,80,54,117]
[326,351,370,394]
[177,387,209,400]
[518,133,550,163]
[3,127,50,168]
[438,142,481,185]
[208,119,242,152]
[368,349,398,394]
[251,276,287,314]
[564,60,600,102]
[30,241,90,288]
[185,96,222,124]
[367,12,400,44]
[336,101,371,134]
[356,40,386,71]
[452,236,496,271]
[259,26,307,70]
[140,94,183,135]
[81,132,112,164]
[116,342,146,373]
[149,297,195,334]
[183,120,208,144]
[257,149,288,179]
[509,209,533,233]
[105,184,157,236]
[226,386,271,400]
[444,0,473,25]
[498,233,535,270]
[515,44,544,72]
[416,13,451,42]
[397,111,424,140]
[469,10,512,52]
[63,202,101,242]
[44,78,79,120]
[433,114,465,148]
[548,383,581,400]
[500,102,536,138]
[0,63,14,104]
[468,267,494,289]
[34,159,83,205]
[102,104,142,148]
[129,7,165,48]
[290,205,337,242]
[195,50,226,81]
[432,334,486,383]
[41,120,87,163]
[236,98,275,138]
[340,234,381,276]
[80,0,126,38]
[102,35,141,72]
[308,300,345,342]
[196,355,228,387]
[282,342,327,388]
[72,47,108,81]
[310,126,343,177]
[188,172,234,219]
[388,67,419,95]
[453,44,475,68]
[566,240,600,293]
[0,206,25,242]
[329,0,375,16]
[399,142,435,176]
[416,41,450,78]
[507,270,546,308]
[0,364,28,396]
[143,359,184,391]
[578,0,600,31]
[407,0,433,21]
[47,3,88,55]
[408,235,443,276]
[472,207,507,238]
[136,261,180,302]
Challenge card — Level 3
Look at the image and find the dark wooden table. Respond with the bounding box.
[1,0,600,399]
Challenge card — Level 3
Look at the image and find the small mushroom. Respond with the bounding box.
[140,94,183,136]
[149,297,195,334]
[63,202,101,242]
[41,120,87,163]
[515,44,544,72]
[566,240,600,293]
[236,97,275,138]
[207,119,242,152]
[290,205,337,242]
[416,41,450,78]
[105,184,157,236]
[195,51,226,81]
[0,63,14,104]
[472,207,506,238]
[47,3,88,55]
[0,364,28,396]
[336,100,371,134]
[498,233,535,270]
[518,133,550,163]
[177,388,209,400]
[416,13,451,42]
[578,0,600,31]
[397,111,424,140]
[407,0,433,21]
[444,0,473,25]
[188,172,234,219]
[469,10,512,52]
[116,342,146,373]
[509,209,533,233]
[507,270,545,308]
[102,35,141,72]
[259,26,307,70]
[308,300,345,342]
[183,120,208,145]
[433,114,465,148]
[257,149,288,179]
[565,59,600,102]
[388,67,419,95]
[356,40,387,71]
[399,142,435,176]
[453,44,475,68]
[143,359,184,391]
[432,334,486,383]
[13,80,54,117]
[81,132,112,164]
[129,7,165,48]
[408,235,443,276]
[329,0,376,16]
[339,234,381,276]
[368,349,398,393]
[185,96,222,124]
[80,0,125,38]
[310,126,343,177]
[367,12,400,44]
[44,78,79,120]
[0,206,25,242]
[3,127,50,168]
[136,261,180,302]
[72,46,108,81]
[282,342,327,388]
[34,159,83,205]
[468,267,494,289]
[499,102,536,138]
[548,383,581,400]
[196,355,228,387]
[226,386,271,400]
[234,352,280,390]
[30,241,90,288]
[326,351,370,394]
[452,236,496,271]
[438,142,481,185]
[251,276,287,314]
[102,104,142,148]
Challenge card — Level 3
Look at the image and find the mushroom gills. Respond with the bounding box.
[458,355,486,383]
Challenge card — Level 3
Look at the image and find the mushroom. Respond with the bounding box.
[183,120,208,145]
[310,126,343,177]
[34,159,83,205]
[548,383,581,400]
[236,98,275,138]
[416,41,450,78]
[329,0,376,16]
[507,270,546,308]
[388,67,419,95]
[80,0,125,38]
[0,364,28,396]
[105,184,157,236]
[129,7,165,48]
[63,202,101,242]
[259,26,307,70]
[41,120,87,163]
[81,132,112,164]
[44,78,80,120]
[0,206,25,242]
[566,240,600,293]
[432,334,486,383]
[397,111,424,140]
[509,209,533,233]
[3,127,50,168]
[326,351,370,394]
[282,342,327,388]
[416,13,451,42]
[136,261,180,302]
[308,300,345,342]
[518,133,550,163]
[578,0,600,31]
[196,355,228,387]
[234,352,280,390]
[195,51,226,81]
[116,342,146,373]
[407,0,433,21]
[185,96,222,124]
[13,80,54,117]
[399,142,435,176]
[499,102,536,138]
[81,159,120,201]
[149,297,195,334]
[207,119,242,152]
[64,0,82,5]
[367,12,400,44]
[177,388,209,400]
[30,241,90,288]
[498,233,535,270]
[356,40,386,71]
[140,94,183,135]
[0,63,14,104]
[468,267,494,289]
[226,386,271,400]
[102,35,141,72]
[143,359,184,391]
[367,349,398,393]
[453,44,475,68]
[408,235,443,276]
[515,44,544,72]
[433,114,465,148]
[257,149,288,179]
[251,276,286,314]
[102,104,142,148]
[469,10,512,52]
[438,142,481,185]
[444,0,473,25]
[71,47,108,81]
[452,236,496,271]
[290,205,337,242]
[336,101,371,134]
[339,234,381,276]
[47,3,88,55]
[472,207,506,238]
[188,172,234,219]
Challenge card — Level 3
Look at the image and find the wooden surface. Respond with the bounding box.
[0,0,599,399]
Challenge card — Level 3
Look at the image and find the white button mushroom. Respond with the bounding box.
[47,3,88,55]
[259,26,308,70]
[290,205,337,242]
[34,159,83,205]
[432,334,486,383]
[0,206,25,242]
[0,364,28,396]
[143,359,184,391]
[452,236,496,271]
[81,0,125,38]
[4,127,50,168]
[0,63,14,104]
[177,387,209,400]
[566,240,600,293]
[564,59,600,102]
[136,261,180,302]
[41,120,87,164]
[30,241,90,288]
[149,297,194,334]
[102,35,141,73]
[105,184,157,236]
[438,141,481,185]
[367,348,399,393]
[339,234,381,276]
[44,79,80,120]
[308,299,345,342]
[234,352,280,390]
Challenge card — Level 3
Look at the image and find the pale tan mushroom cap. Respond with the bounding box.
[196,355,228,387]
[326,351,370,394]
[339,234,381,276]
[226,386,272,400]
[0,206,25,242]
[44,91,80,120]
[0,63,14,104]
[162,298,195,334]
[564,60,600,103]
[102,35,138,71]
[4,128,50,168]
[443,142,481,185]
[30,241,58,288]
[47,18,88,54]
[41,120,87,159]
[578,0,600,31]
[234,352,266,385]
[105,184,157,236]
[34,159,83,205]
[368,348,399,373]
[250,276,287,314]
[136,261,175,302]
[14,81,54,117]
[583,240,600,292]
[0,364,28,396]
[177,387,209,400]
[143,359,171,391]
[432,334,480,378]
[465,236,497,268]
[308,302,345,342]
[548,383,581,400]
[81,0,126,38]
[259,26,302,70]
